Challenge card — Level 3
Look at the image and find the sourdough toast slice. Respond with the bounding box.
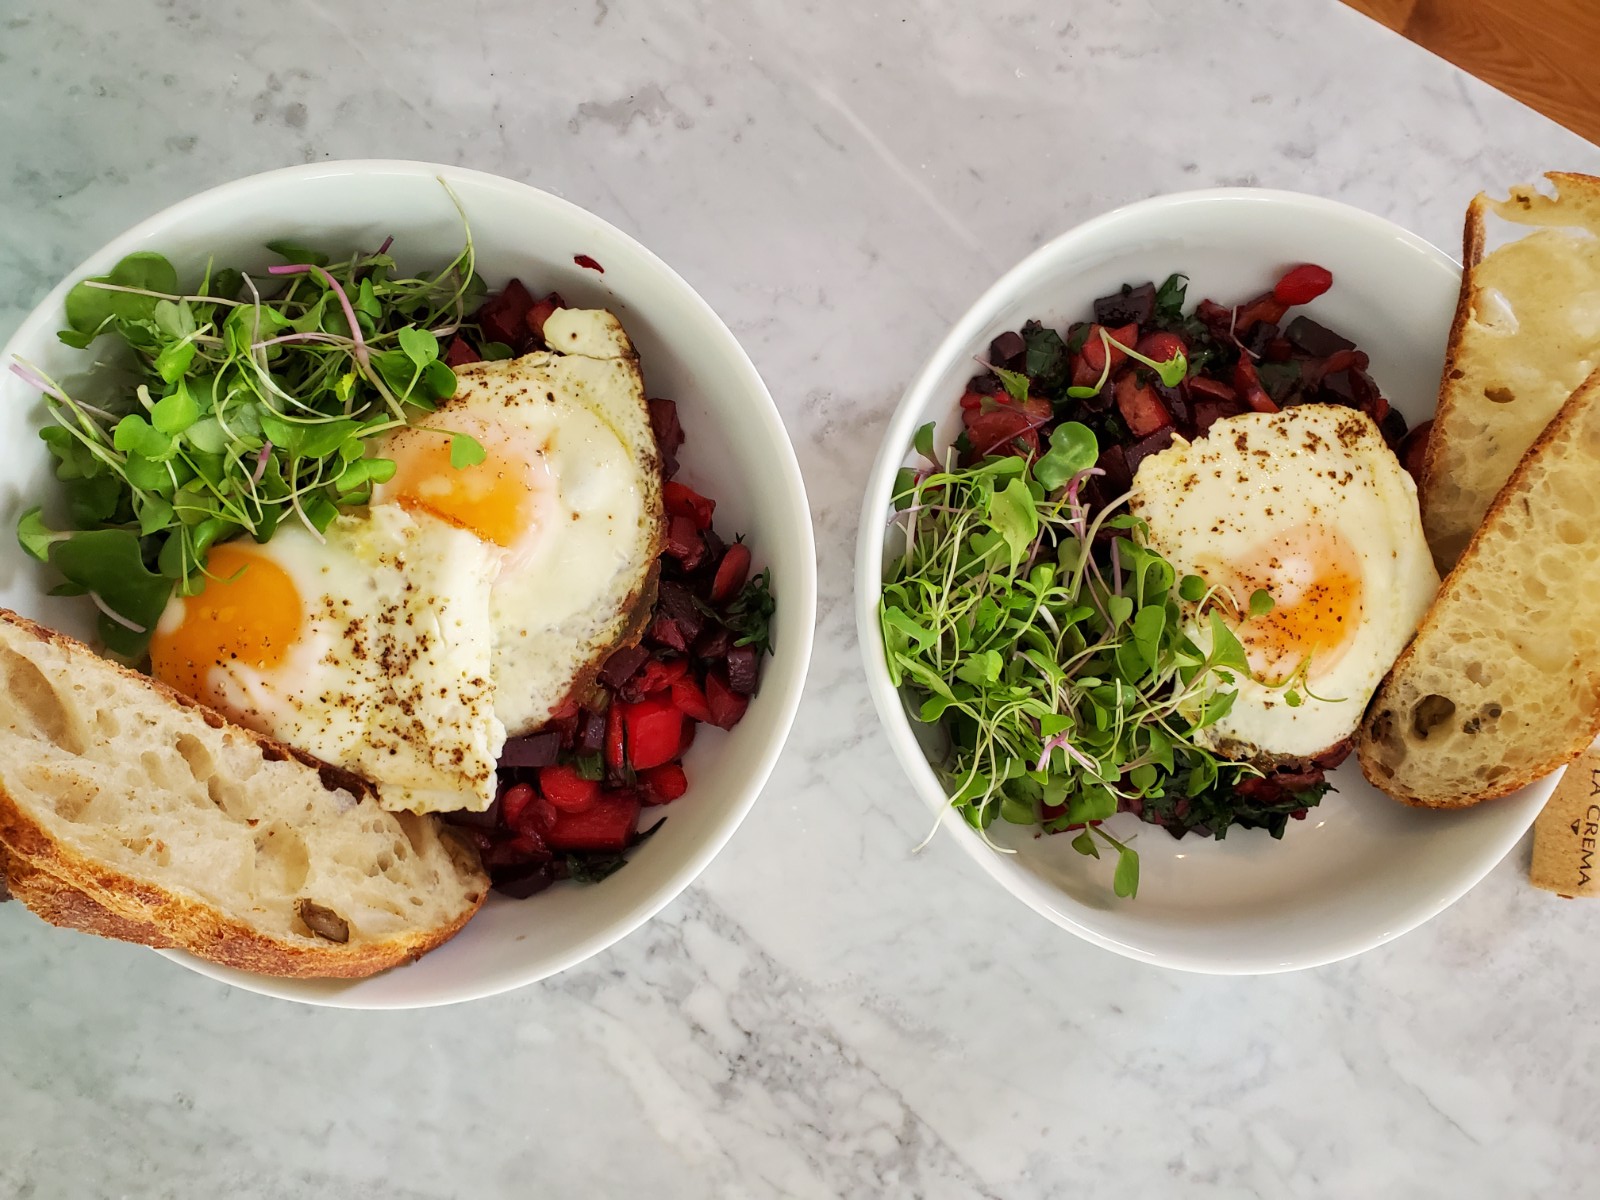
[0,610,487,978]
[1420,172,1600,571]
[1358,367,1600,807]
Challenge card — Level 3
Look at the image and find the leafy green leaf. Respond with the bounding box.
[955,649,1003,686]
[1206,609,1251,673]
[397,325,440,367]
[1112,841,1140,899]
[265,239,330,266]
[1032,421,1098,491]
[449,432,487,470]
[17,508,62,562]
[1178,573,1207,603]
[149,386,200,435]
[1248,588,1275,618]
[993,366,1031,405]
[987,478,1037,571]
[913,421,935,461]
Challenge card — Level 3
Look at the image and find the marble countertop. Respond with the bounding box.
[4,1,1600,1196]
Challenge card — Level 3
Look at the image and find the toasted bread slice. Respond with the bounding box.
[0,610,487,977]
[1357,367,1600,807]
[1420,172,1600,572]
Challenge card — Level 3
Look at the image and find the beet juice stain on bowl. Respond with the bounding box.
[574,254,604,273]
[439,278,774,899]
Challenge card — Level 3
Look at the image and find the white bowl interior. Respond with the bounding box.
[0,161,816,1007]
[856,190,1552,974]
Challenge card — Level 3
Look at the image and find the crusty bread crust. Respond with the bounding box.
[1417,193,1487,522]
[1357,366,1600,807]
[0,610,487,978]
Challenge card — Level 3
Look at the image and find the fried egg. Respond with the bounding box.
[374,308,664,734]
[149,503,505,813]
[1130,405,1439,762]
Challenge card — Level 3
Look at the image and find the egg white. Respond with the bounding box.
[1130,405,1439,762]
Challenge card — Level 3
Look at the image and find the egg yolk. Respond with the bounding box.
[381,425,549,552]
[148,543,302,707]
[1220,523,1364,681]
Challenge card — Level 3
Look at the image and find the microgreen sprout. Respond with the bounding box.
[10,182,494,655]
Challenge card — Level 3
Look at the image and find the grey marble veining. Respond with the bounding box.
[4,1,1600,1196]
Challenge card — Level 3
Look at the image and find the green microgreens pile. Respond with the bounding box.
[11,210,494,656]
[880,421,1275,899]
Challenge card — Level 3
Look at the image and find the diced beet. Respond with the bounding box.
[1157,382,1190,430]
[671,676,714,724]
[1123,426,1177,473]
[1095,443,1132,495]
[1192,398,1244,435]
[964,409,1040,460]
[1094,281,1156,327]
[641,763,689,806]
[1114,372,1174,438]
[1320,370,1357,406]
[701,525,726,567]
[726,644,759,695]
[1242,320,1279,359]
[539,764,600,813]
[1188,376,1239,405]
[1399,419,1432,479]
[443,791,502,830]
[443,336,481,367]
[492,863,556,899]
[651,583,705,651]
[484,829,550,868]
[989,329,1026,369]
[527,295,561,342]
[704,673,749,730]
[711,542,752,605]
[692,624,731,661]
[577,710,608,755]
[499,731,561,769]
[1273,263,1334,306]
[648,398,684,478]
[664,515,706,570]
[476,278,534,347]
[545,794,641,853]
[1194,298,1234,334]
[664,481,716,530]
[1285,315,1354,358]
[1379,407,1408,445]
[649,613,689,653]
[622,697,683,770]
[599,644,649,689]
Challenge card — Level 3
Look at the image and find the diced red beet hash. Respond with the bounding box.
[967,266,1403,841]
[440,281,774,896]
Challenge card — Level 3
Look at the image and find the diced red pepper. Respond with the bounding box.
[621,697,683,770]
[671,676,715,724]
[605,699,626,771]
[1113,371,1174,438]
[630,657,688,697]
[711,543,752,605]
[641,763,689,805]
[1273,263,1334,307]
[664,515,705,570]
[1134,331,1186,369]
[545,793,642,852]
[538,764,600,813]
[443,337,481,367]
[663,481,716,530]
[500,782,536,830]
[527,294,561,340]
[1232,292,1289,334]
[1232,356,1279,413]
[704,672,750,730]
[964,409,1041,460]
[1081,322,1138,376]
[958,389,987,412]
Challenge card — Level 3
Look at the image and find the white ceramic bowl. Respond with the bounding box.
[0,161,816,1007]
[856,189,1553,975]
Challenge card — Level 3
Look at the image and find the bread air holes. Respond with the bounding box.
[0,647,85,754]
[1557,518,1588,545]
[252,822,310,894]
[1410,694,1457,740]
[1483,384,1516,405]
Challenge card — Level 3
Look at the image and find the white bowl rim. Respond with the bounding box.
[853,186,1549,976]
[2,159,819,1007]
